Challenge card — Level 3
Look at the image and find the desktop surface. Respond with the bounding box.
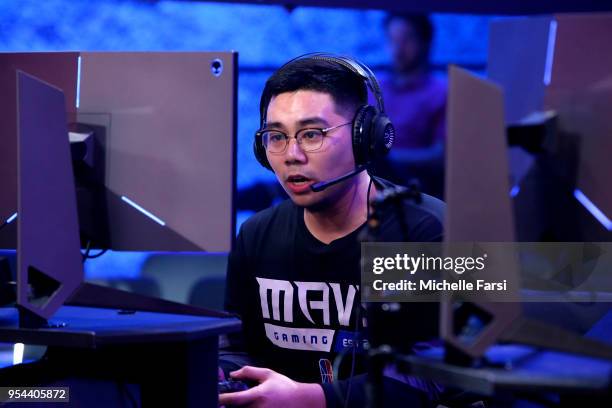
[0,305,240,348]
[0,305,240,407]
[404,343,612,396]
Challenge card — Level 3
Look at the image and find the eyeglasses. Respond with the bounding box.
[258,122,352,154]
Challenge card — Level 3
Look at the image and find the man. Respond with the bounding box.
[219,54,444,407]
[377,13,447,198]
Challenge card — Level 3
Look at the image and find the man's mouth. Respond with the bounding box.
[285,174,316,193]
[287,175,312,185]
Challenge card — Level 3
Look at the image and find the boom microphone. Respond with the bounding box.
[310,166,367,192]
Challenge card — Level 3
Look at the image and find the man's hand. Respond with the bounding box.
[218,366,325,408]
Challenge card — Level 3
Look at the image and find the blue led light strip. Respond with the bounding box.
[543,20,557,86]
[121,196,166,226]
[574,189,612,231]
[5,212,17,224]
[76,55,82,108]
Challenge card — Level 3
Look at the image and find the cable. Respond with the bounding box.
[81,240,92,263]
[81,240,109,263]
[331,343,351,403]
[116,381,138,408]
[341,176,375,408]
[343,300,362,408]
[84,248,108,259]
[366,177,374,220]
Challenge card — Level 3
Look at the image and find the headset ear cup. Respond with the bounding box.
[372,113,395,159]
[253,133,272,170]
[352,105,376,166]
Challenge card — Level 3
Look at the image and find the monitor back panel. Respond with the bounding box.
[77,52,236,251]
[17,71,82,319]
[488,14,612,239]
[442,66,520,358]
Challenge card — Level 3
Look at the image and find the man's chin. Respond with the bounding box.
[289,194,315,208]
[291,195,334,213]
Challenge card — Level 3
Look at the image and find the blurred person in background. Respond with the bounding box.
[374,13,447,198]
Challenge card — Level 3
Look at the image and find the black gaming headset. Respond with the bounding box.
[253,52,395,170]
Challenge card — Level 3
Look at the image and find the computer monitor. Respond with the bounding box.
[74,52,237,252]
[1,51,237,253]
[0,52,237,326]
[485,13,612,346]
[441,65,521,360]
[441,14,612,360]
[488,14,612,242]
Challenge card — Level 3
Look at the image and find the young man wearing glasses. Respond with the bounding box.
[219,55,445,407]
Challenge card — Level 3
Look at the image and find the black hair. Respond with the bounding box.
[384,13,434,47]
[259,58,367,126]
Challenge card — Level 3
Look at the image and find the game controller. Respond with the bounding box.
[218,379,250,394]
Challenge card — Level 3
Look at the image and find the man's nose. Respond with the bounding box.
[284,137,307,163]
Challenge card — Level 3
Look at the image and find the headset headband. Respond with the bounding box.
[259,52,386,126]
[302,53,386,113]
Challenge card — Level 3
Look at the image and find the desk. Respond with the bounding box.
[398,345,612,396]
[0,306,241,407]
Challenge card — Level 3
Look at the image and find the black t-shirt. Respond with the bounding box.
[223,178,445,405]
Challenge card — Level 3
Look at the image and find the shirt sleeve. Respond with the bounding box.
[408,195,445,243]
